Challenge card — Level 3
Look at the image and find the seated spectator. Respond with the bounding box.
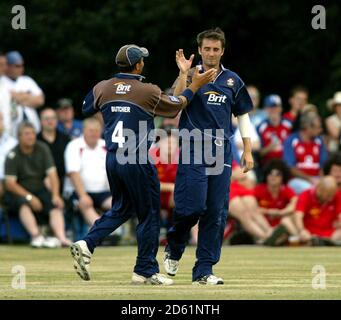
[284,111,328,194]
[0,52,12,136]
[2,51,45,136]
[64,117,111,226]
[253,159,297,235]
[149,125,180,242]
[325,91,341,153]
[37,108,70,193]
[323,152,341,189]
[0,111,17,197]
[257,94,292,165]
[4,122,70,247]
[229,162,273,243]
[56,98,83,139]
[283,86,309,124]
[247,85,267,128]
[295,176,341,244]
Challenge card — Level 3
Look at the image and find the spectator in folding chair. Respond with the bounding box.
[64,117,111,226]
[3,122,70,247]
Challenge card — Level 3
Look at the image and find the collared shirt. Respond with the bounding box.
[64,136,109,193]
[171,64,254,141]
[283,132,328,177]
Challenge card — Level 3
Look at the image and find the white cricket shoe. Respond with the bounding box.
[30,235,45,248]
[131,272,174,285]
[70,240,92,281]
[163,251,179,276]
[43,236,61,248]
[192,274,224,285]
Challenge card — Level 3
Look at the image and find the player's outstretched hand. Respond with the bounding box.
[240,150,254,173]
[176,49,194,74]
[191,67,217,89]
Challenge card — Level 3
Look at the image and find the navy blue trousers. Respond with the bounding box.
[166,140,232,281]
[84,152,161,277]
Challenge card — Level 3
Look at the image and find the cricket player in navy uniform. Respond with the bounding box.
[70,44,217,285]
[164,28,254,285]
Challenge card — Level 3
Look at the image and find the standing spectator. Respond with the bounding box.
[247,85,267,128]
[295,176,341,243]
[64,117,111,226]
[37,108,70,192]
[4,122,70,247]
[325,91,341,153]
[283,86,309,124]
[257,94,292,165]
[0,111,17,197]
[2,51,44,136]
[0,52,12,136]
[284,111,328,194]
[56,98,83,139]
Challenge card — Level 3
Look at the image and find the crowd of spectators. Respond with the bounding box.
[1,50,341,248]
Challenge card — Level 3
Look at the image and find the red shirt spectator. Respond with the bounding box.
[254,183,295,227]
[296,186,341,238]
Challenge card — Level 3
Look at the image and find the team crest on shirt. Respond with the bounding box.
[227,78,235,87]
[114,82,131,94]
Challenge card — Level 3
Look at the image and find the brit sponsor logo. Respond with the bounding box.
[204,91,227,105]
[114,82,131,94]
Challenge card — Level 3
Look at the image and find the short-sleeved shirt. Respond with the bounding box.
[254,183,296,226]
[172,64,253,141]
[2,75,43,134]
[283,132,328,177]
[296,188,341,236]
[5,141,55,192]
[82,73,190,154]
[256,118,292,163]
[64,136,109,193]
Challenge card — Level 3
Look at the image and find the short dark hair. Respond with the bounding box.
[117,58,142,73]
[262,159,291,184]
[197,27,226,49]
[323,152,341,175]
[290,85,309,98]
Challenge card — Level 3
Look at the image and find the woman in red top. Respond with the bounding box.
[254,159,298,235]
[229,162,274,243]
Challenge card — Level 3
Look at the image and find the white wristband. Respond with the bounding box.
[237,113,251,138]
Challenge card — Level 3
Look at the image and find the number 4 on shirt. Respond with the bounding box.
[112,121,125,148]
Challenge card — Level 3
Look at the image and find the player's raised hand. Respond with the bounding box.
[191,67,217,89]
[176,49,194,74]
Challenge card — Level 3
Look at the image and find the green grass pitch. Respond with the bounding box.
[0,245,341,299]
